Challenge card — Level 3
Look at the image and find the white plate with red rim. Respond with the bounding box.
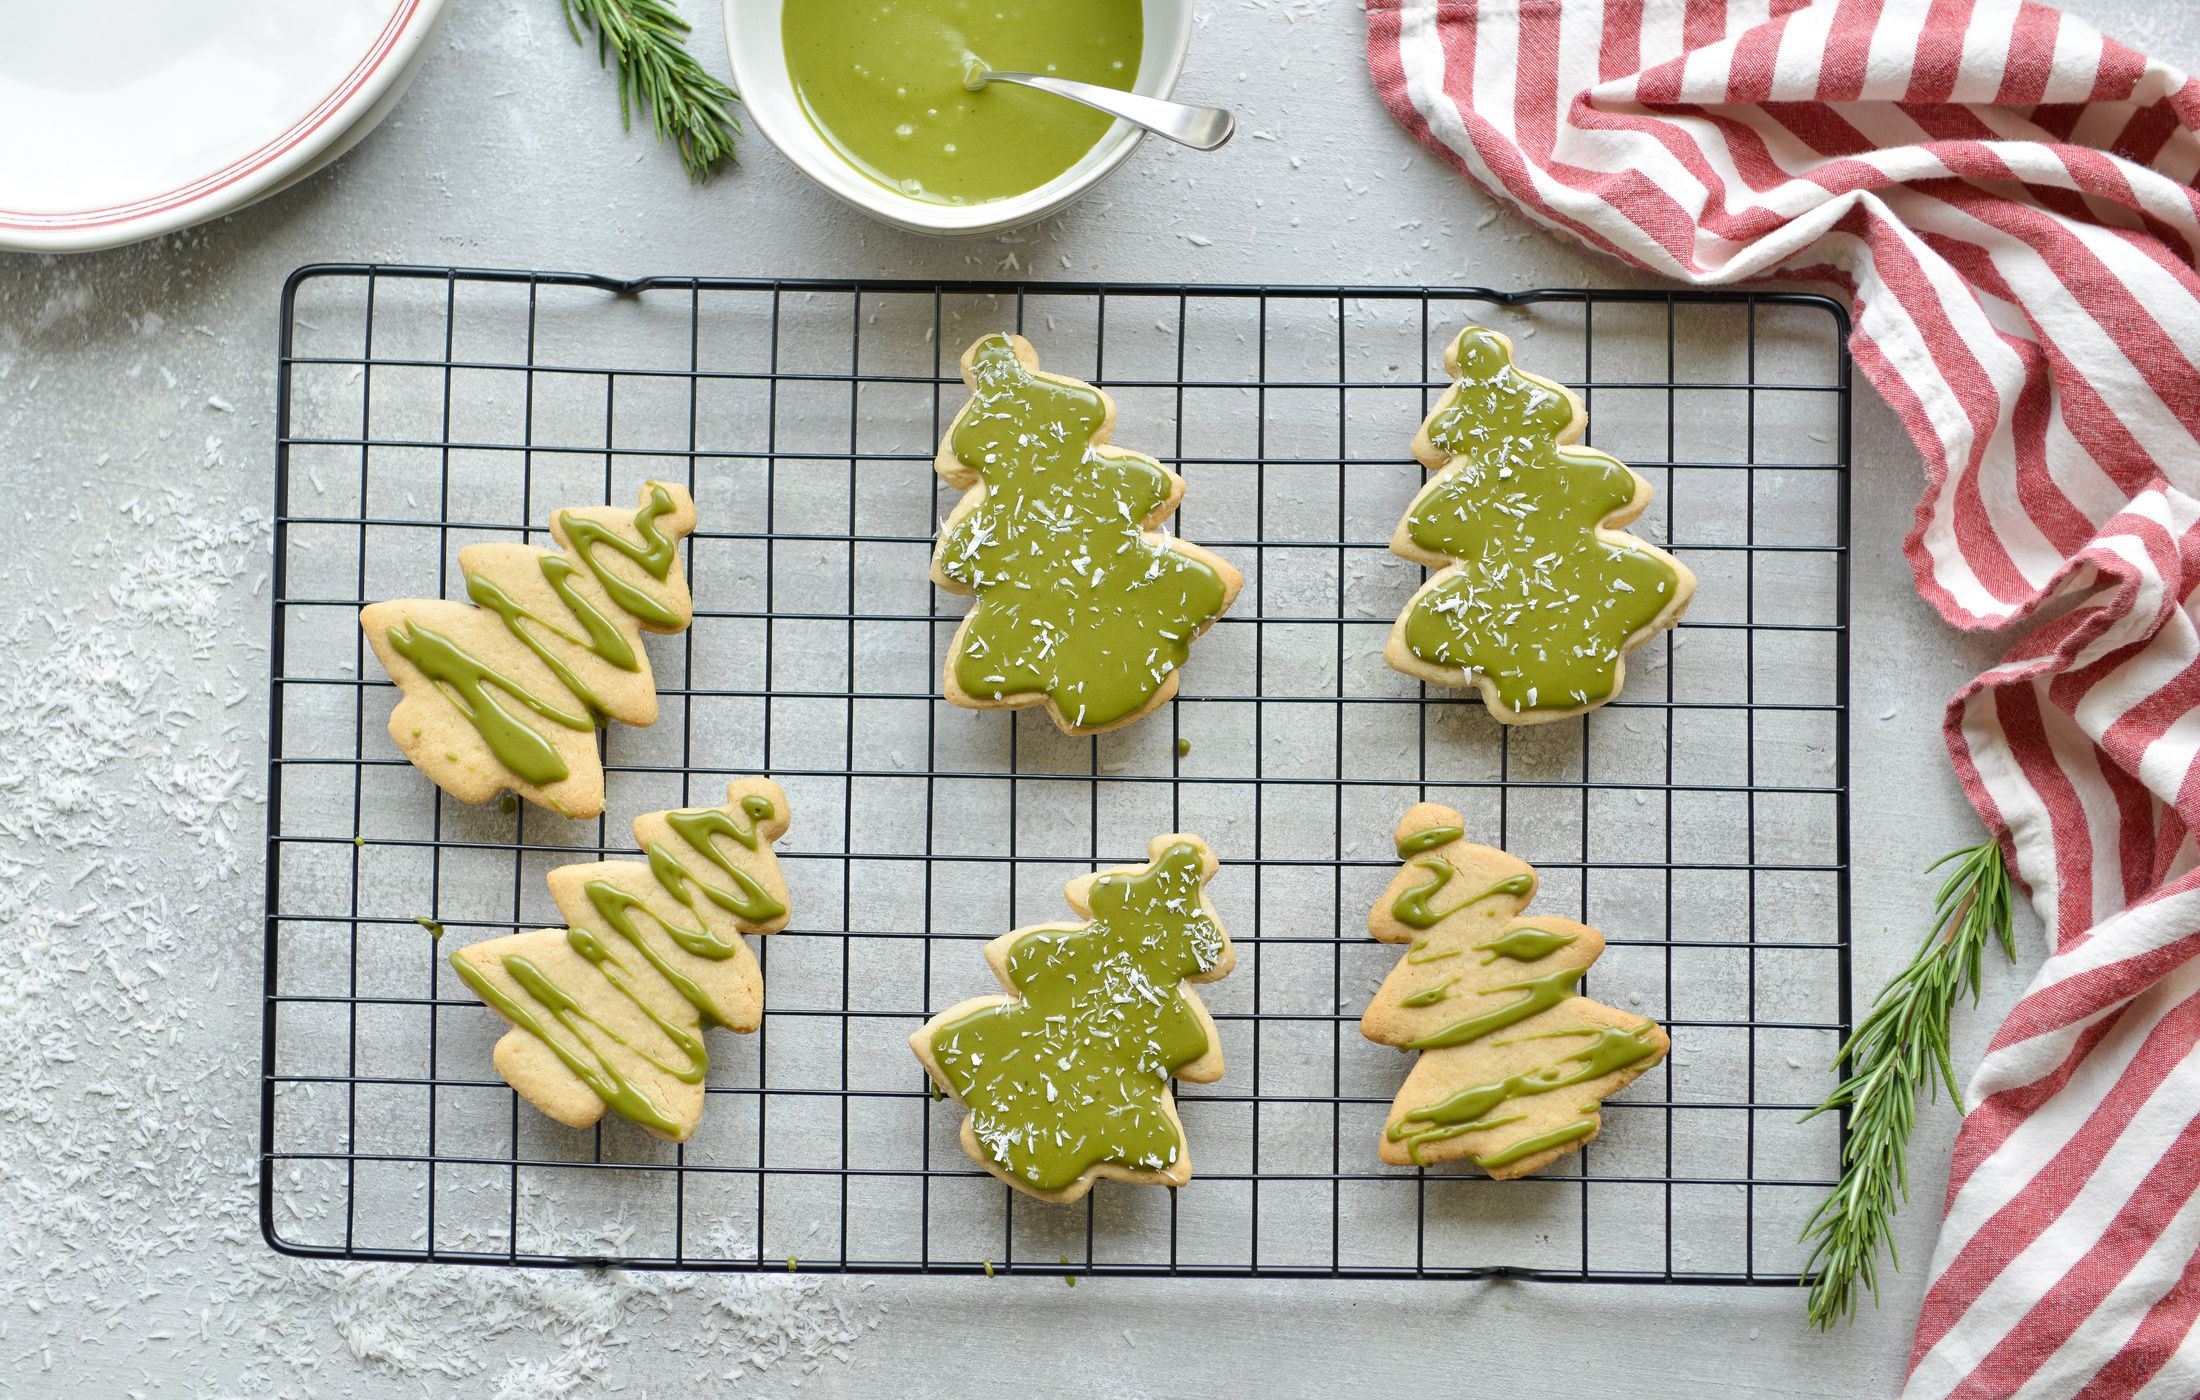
[0,0,452,254]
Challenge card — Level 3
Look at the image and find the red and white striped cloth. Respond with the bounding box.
[1367,0,2200,1393]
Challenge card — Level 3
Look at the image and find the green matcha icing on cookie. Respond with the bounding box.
[933,334,1238,732]
[1362,804,1669,1174]
[362,481,696,818]
[1392,327,1689,717]
[915,838,1231,1196]
[449,786,787,1141]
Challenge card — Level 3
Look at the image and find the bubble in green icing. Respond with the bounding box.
[1395,824,1463,859]
[1399,328,1683,713]
[937,336,1232,731]
[1398,979,1453,1008]
[923,841,1225,1194]
[1476,927,1578,965]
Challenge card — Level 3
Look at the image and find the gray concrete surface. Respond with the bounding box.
[4,1,2193,1396]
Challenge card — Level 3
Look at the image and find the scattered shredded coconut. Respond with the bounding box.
[0,312,877,1394]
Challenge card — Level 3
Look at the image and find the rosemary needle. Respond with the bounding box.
[1800,840,2016,1330]
[560,0,742,182]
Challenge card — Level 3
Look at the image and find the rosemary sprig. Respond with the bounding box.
[560,0,741,182]
[1799,840,2017,1330]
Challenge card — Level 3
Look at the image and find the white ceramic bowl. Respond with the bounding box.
[0,0,451,254]
[726,0,1193,237]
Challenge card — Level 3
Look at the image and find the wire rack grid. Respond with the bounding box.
[261,265,1853,1284]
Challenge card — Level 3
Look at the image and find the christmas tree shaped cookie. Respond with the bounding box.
[448,778,792,1142]
[361,481,698,820]
[931,333,1243,734]
[911,834,1234,1202]
[1361,803,1667,1177]
[1387,327,1693,724]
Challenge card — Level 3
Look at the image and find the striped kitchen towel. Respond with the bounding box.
[1366,0,2200,1394]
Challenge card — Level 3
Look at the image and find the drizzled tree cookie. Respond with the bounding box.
[360,481,698,820]
[931,333,1242,734]
[1361,803,1667,1178]
[448,778,792,1142]
[1387,327,1692,724]
[911,834,1233,1203]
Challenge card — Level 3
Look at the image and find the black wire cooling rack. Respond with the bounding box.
[261,265,1853,1284]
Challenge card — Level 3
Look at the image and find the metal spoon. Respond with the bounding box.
[962,59,1235,151]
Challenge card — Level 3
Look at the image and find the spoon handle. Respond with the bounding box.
[983,72,1235,151]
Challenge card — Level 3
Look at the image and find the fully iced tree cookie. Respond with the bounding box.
[911,834,1233,1203]
[1361,803,1667,1177]
[1387,327,1693,724]
[449,778,791,1142]
[361,481,698,820]
[931,333,1242,734]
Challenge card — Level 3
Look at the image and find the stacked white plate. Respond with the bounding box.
[0,0,452,254]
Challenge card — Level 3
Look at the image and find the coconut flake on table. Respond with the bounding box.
[0,453,882,1396]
